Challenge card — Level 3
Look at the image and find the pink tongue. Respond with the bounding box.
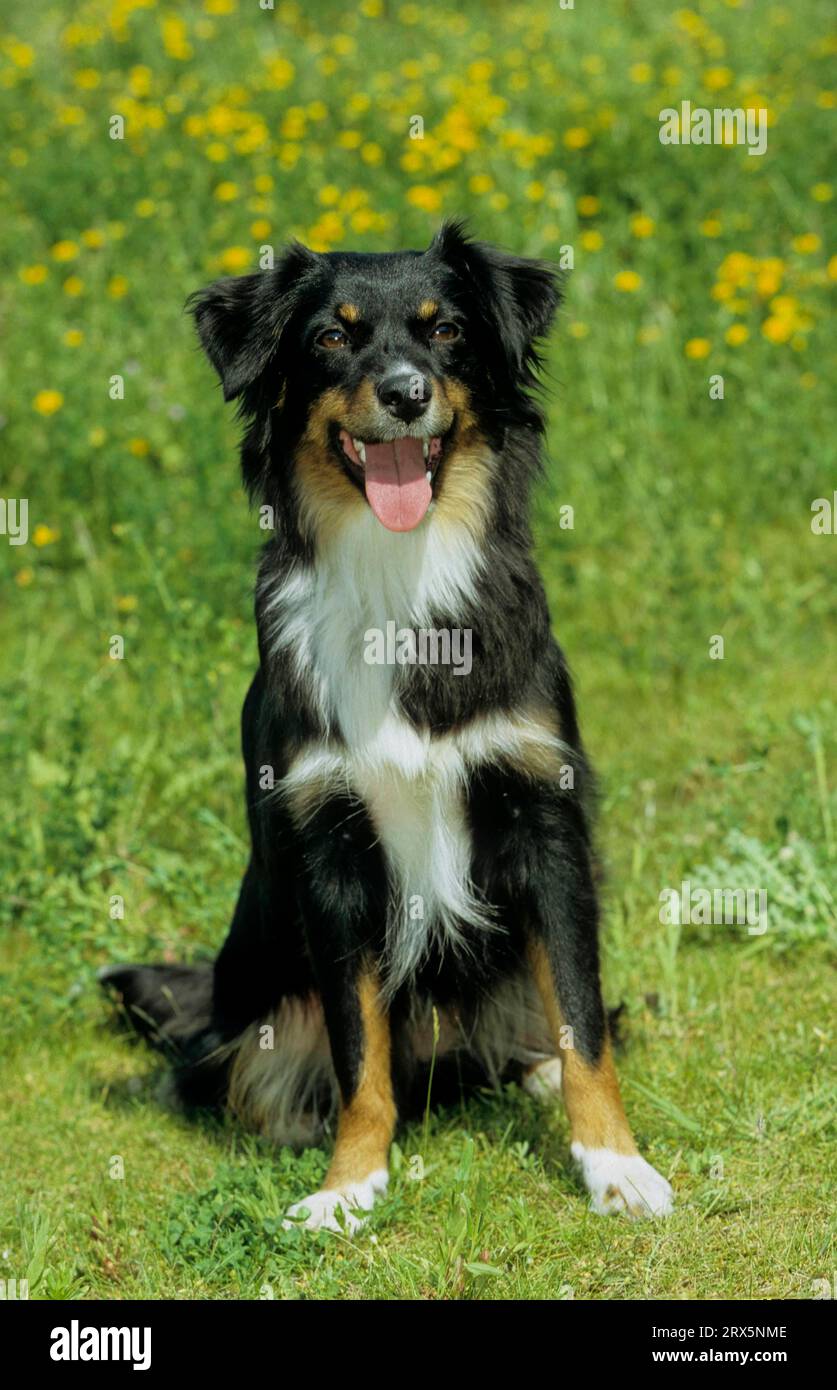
[364,437,432,532]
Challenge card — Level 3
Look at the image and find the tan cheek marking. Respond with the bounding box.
[431,377,496,544]
[293,385,367,546]
[527,939,638,1156]
[418,299,439,320]
[337,302,361,323]
[324,970,396,1188]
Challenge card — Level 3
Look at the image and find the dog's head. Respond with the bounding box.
[190,220,559,540]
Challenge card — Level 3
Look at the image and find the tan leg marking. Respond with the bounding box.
[527,940,674,1217]
[284,969,396,1232]
[324,970,396,1189]
[527,939,637,1154]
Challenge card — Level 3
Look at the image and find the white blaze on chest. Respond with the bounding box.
[266,509,567,994]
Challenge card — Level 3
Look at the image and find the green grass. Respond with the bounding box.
[1,0,835,1300]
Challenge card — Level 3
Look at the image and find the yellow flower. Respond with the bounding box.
[8,41,35,68]
[214,181,239,202]
[219,246,250,272]
[129,65,152,98]
[799,372,817,389]
[89,427,107,447]
[406,185,442,213]
[33,524,60,547]
[811,183,832,202]
[769,295,798,318]
[684,338,711,359]
[337,130,362,150]
[319,184,340,205]
[135,198,156,218]
[563,127,591,150]
[703,66,733,91]
[755,267,782,296]
[614,270,641,292]
[630,213,655,238]
[762,316,793,344]
[568,322,589,339]
[64,329,84,347]
[20,264,48,285]
[74,67,100,89]
[711,282,734,301]
[629,62,652,84]
[15,568,34,588]
[129,438,149,457]
[827,255,837,282]
[250,219,271,239]
[725,324,749,346]
[254,174,274,194]
[637,325,662,345]
[116,595,138,613]
[816,91,836,109]
[525,181,545,201]
[361,142,383,165]
[577,195,600,217]
[469,174,493,195]
[108,275,129,298]
[700,218,722,237]
[51,240,79,261]
[490,192,510,212]
[81,228,105,248]
[718,251,754,284]
[581,230,603,252]
[266,57,295,89]
[793,232,821,254]
[205,142,227,162]
[63,275,83,296]
[34,390,64,415]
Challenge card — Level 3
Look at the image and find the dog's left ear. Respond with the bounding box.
[430,219,560,376]
[187,242,319,406]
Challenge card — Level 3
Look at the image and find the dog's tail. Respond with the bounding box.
[99,961,232,1106]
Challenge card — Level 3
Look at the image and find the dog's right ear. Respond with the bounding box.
[187,243,319,405]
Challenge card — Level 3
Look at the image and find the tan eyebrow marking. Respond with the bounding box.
[336,302,361,323]
[417,299,439,320]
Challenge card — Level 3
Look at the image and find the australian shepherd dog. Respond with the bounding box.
[101,220,673,1230]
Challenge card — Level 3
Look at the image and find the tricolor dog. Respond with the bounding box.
[101,221,673,1230]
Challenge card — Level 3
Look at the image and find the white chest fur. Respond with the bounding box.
[264,511,564,995]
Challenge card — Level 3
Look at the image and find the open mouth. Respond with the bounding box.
[333,425,451,532]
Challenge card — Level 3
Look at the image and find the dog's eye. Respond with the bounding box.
[317,328,350,349]
[430,322,459,343]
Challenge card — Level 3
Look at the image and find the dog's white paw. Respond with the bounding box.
[522,1056,563,1100]
[571,1143,674,1218]
[283,1169,389,1233]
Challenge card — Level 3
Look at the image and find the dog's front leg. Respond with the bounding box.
[523,810,673,1218]
[284,960,395,1233]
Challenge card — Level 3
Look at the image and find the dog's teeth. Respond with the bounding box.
[426,470,432,483]
[354,440,366,464]
[422,439,429,459]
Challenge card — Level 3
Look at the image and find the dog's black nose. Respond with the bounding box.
[376,370,432,421]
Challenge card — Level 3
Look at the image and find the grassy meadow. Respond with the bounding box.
[0,0,835,1300]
